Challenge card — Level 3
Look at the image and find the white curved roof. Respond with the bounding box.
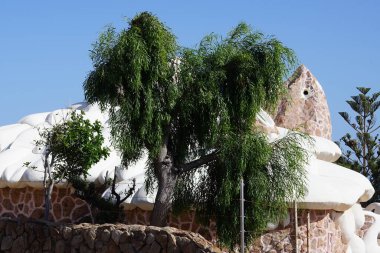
[300,158,373,211]
[0,103,375,211]
[0,103,121,187]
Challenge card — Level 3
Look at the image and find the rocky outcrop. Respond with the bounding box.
[0,218,221,253]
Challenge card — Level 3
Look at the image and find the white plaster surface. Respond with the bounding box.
[365,203,380,214]
[0,103,122,189]
[362,210,380,253]
[300,158,374,211]
[335,204,366,253]
[0,103,375,213]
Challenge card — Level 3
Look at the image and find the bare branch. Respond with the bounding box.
[369,125,380,134]
[177,151,219,174]
[119,178,136,203]
[111,168,121,205]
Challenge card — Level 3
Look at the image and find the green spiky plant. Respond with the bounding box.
[84,12,309,248]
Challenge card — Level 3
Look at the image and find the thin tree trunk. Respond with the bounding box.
[43,152,54,221]
[44,178,54,220]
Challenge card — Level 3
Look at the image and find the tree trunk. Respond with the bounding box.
[44,179,54,220]
[150,158,177,227]
[43,151,54,221]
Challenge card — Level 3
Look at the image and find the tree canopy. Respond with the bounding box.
[338,87,380,203]
[34,111,110,220]
[84,12,308,248]
[40,112,110,181]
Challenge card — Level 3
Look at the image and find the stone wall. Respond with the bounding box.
[0,187,91,223]
[251,210,347,253]
[127,209,349,253]
[0,187,350,252]
[0,187,217,243]
[125,209,216,242]
[0,218,220,253]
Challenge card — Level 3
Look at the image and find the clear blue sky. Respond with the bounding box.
[1,1,379,141]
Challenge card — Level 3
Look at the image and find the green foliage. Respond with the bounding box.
[172,23,296,163]
[37,111,137,223]
[84,12,178,163]
[38,111,110,181]
[173,132,309,247]
[84,12,308,248]
[31,110,110,221]
[338,87,380,203]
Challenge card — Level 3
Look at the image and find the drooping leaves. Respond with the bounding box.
[173,132,309,248]
[84,12,178,163]
[84,12,308,248]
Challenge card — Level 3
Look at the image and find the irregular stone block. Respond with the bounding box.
[119,242,134,253]
[55,240,66,253]
[100,229,110,242]
[71,234,83,249]
[111,229,122,245]
[11,236,25,252]
[84,228,96,249]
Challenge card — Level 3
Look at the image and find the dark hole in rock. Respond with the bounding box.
[303,90,309,96]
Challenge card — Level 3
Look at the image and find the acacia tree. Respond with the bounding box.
[339,87,380,202]
[36,111,110,220]
[84,12,309,246]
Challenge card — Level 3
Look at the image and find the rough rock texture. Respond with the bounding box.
[0,186,352,253]
[0,187,91,223]
[251,210,347,253]
[125,209,217,242]
[0,187,352,252]
[0,218,221,253]
[0,187,218,243]
[274,65,332,139]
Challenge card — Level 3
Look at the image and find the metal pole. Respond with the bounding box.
[240,178,245,253]
[294,201,299,253]
[307,211,310,253]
